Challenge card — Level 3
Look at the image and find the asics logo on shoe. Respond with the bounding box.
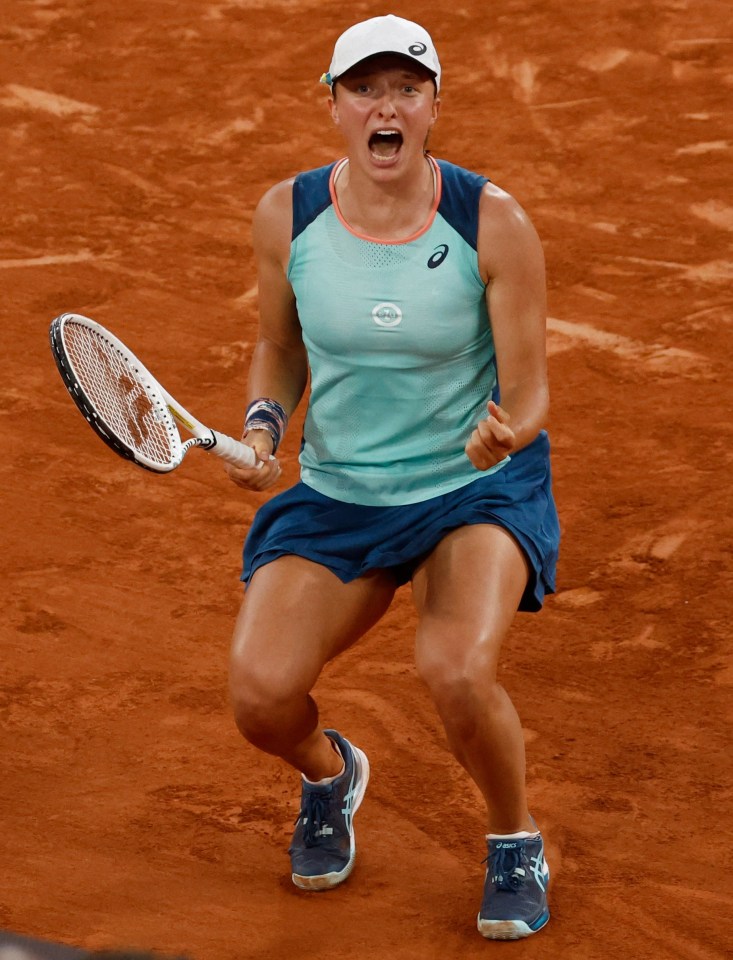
[495,841,519,849]
[530,854,547,892]
[341,770,357,832]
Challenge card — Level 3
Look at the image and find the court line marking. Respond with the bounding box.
[689,200,733,231]
[531,97,604,110]
[607,255,733,283]
[1,83,99,117]
[0,252,104,269]
[678,302,733,323]
[611,255,688,270]
[675,140,729,155]
[101,162,172,198]
[547,317,709,370]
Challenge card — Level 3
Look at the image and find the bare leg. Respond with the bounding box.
[229,556,395,781]
[412,524,534,834]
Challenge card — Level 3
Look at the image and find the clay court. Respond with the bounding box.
[2,0,731,957]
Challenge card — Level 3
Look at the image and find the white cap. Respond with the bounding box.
[321,15,441,91]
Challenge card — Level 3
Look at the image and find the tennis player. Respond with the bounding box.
[226,14,559,940]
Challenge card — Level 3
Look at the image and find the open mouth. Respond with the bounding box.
[368,130,403,160]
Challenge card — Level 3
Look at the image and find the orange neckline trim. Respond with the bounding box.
[328,155,442,245]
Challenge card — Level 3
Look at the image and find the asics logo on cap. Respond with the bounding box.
[324,16,442,91]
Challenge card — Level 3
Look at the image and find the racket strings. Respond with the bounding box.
[63,324,176,465]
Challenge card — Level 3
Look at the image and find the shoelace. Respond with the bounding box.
[296,788,333,847]
[485,843,527,893]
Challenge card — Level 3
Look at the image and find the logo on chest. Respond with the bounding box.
[372,302,403,327]
[427,244,449,269]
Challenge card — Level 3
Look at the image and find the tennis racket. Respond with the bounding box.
[49,312,258,473]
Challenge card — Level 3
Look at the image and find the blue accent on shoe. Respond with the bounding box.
[289,729,370,891]
[477,834,550,940]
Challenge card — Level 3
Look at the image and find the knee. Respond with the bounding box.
[415,631,501,721]
[228,652,304,739]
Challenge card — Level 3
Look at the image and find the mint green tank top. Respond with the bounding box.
[287,157,507,506]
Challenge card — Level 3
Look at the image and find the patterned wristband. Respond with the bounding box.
[244,398,289,454]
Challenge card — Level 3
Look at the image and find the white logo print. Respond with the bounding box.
[530,854,547,891]
[372,302,402,327]
[341,770,357,832]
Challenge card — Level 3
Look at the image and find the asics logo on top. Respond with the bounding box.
[372,302,402,327]
[409,42,427,55]
[427,244,449,268]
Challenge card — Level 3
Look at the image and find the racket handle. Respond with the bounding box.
[210,431,260,469]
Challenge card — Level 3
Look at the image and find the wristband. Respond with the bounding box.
[244,398,289,454]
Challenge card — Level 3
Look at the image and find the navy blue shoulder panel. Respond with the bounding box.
[435,159,489,251]
[291,163,338,241]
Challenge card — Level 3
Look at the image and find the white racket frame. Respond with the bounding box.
[50,313,258,473]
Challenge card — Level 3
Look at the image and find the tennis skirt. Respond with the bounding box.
[241,430,560,612]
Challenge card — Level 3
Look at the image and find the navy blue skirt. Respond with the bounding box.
[241,431,560,612]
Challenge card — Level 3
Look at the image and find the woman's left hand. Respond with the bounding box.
[465,400,516,470]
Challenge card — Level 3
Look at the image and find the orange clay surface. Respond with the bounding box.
[1,1,732,958]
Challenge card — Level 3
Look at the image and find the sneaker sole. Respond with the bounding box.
[292,743,370,892]
[477,909,550,939]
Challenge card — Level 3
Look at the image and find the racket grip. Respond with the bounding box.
[210,431,261,469]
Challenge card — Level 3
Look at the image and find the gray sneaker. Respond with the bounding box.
[477,833,550,939]
[289,729,370,891]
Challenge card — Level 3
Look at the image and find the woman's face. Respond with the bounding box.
[329,54,440,178]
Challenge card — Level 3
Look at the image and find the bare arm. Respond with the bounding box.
[227,179,309,491]
[465,183,549,470]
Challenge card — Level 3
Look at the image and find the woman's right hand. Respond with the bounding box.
[225,429,282,492]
